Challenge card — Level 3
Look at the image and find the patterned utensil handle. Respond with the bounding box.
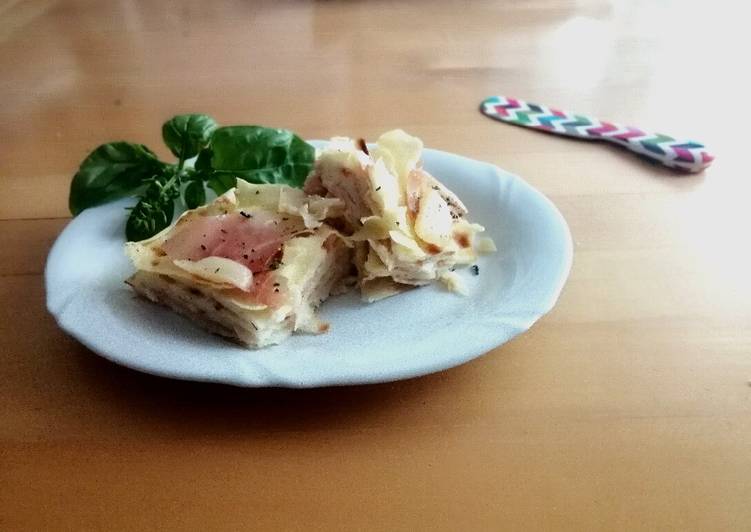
[480,95,714,173]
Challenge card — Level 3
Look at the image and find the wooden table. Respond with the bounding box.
[2,1,749,529]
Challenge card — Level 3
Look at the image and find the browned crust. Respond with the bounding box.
[356,138,369,155]
[454,232,470,248]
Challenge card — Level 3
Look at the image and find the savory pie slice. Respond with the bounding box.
[125,179,352,348]
[304,130,495,301]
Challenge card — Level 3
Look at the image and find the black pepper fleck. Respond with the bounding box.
[200,244,206,251]
[240,211,251,219]
[243,254,249,260]
[214,268,220,273]
[375,186,382,191]
[471,265,479,276]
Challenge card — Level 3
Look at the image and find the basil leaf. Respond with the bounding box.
[69,142,165,215]
[208,126,314,192]
[194,147,213,172]
[125,195,174,242]
[207,173,237,196]
[125,175,180,241]
[183,180,206,209]
[162,114,218,161]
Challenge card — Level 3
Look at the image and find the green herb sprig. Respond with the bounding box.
[68,114,315,241]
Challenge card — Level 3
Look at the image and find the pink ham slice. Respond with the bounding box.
[223,271,285,308]
[162,211,303,273]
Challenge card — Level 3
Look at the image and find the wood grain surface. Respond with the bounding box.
[1,1,750,530]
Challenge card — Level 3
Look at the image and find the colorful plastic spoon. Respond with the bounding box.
[480,95,713,173]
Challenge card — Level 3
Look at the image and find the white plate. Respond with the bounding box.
[45,146,572,387]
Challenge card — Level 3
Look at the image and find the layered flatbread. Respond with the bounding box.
[304,129,495,301]
[125,180,352,347]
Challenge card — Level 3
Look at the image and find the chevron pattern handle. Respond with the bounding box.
[480,96,714,173]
